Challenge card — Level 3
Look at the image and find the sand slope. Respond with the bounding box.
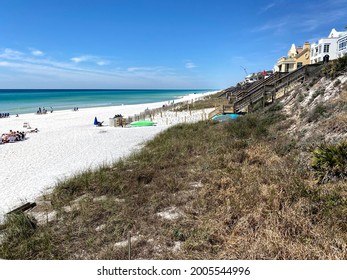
[0,92,215,220]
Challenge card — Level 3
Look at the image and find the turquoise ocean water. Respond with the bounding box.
[0,89,215,115]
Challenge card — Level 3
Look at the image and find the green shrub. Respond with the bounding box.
[297,93,305,103]
[307,77,318,88]
[307,103,328,123]
[309,87,325,104]
[322,56,347,79]
[333,79,341,87]
[312,142,347,183]
[266,102,283,112]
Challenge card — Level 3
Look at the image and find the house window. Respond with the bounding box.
[315,47,318,53]
[319,45,322,54]
[297,62,303,68]
[339,39,347,51]
[323,44,330,53]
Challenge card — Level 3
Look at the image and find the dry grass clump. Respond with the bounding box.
[1,101,346,260]
[177,92,226,111]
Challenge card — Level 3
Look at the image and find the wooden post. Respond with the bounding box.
[128,232,131,260]
[7,202,37,214]
[262,92,266,107]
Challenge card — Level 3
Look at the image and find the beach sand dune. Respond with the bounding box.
[0,92,215,220]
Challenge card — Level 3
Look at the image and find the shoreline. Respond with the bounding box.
[0,89,219,115]
[0,91,218,221]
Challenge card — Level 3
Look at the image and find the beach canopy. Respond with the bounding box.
[94,117,98,125]
[212,113,240,122]
[130,120,156,127]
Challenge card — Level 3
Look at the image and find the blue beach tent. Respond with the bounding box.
[94,117,98,125]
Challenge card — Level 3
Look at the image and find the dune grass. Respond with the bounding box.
[1,96,346,260]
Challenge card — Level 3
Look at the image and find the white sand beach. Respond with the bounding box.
[0,92,216,221]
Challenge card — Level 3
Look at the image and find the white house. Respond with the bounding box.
[241,70,273,85]
[310,28,347,63]
[337,33,347,58]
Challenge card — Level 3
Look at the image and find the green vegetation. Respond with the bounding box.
[0,213,55,259]
[1,101,346,260]
[312,142,347,183]
[333,79,341,87]
[322,55,347,79]
[307,103,329,123]
[1,61,347,260]
[307,77,319,89]
[309,87,325,104]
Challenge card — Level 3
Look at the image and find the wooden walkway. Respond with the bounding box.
[208,104,234,119]
[233,63,323,113]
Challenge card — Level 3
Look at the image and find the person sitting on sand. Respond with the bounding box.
[1,134,7,143]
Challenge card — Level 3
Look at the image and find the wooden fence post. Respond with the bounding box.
[128,232,131,260]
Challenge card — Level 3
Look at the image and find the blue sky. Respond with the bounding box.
[0,0,346,89]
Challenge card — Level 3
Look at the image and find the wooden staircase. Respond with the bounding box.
[233,63,323,112]
[208,104,234,119]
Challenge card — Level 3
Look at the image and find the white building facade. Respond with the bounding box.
[310,28,347,63]
[337,33,347,58]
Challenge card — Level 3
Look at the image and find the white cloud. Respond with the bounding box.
[127,67,157,72]
[259,3,276,14]
[0,48,24,59]
[252,19,288,33]
[31,49,44,56]
[0,61,10,66]
[96,61,109,66]
[254,1,347,34]
[185,62,197,69]
[71,55,110,66]
[71,55,91,63]
[0,47,204,88]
